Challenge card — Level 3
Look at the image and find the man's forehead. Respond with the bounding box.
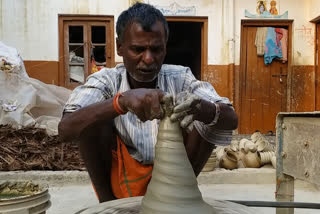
[120,21,166,45]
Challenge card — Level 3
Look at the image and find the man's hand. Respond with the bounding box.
[119,88,165,122]
[170,92,202,131]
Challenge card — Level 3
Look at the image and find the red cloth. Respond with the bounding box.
[111,137,153,198]
[275,28,283,46]
[275,28,288,63]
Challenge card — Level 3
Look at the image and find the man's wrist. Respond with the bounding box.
[194,99,215,124]
[119,93,129,112]
[207,102,220,127]
[114,93,128,114]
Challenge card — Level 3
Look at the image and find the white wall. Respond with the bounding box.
[282,0,314,65]
[0,0,127,61]
[0,0,319,65]
[149,0,233,65]
[0,0,232,64]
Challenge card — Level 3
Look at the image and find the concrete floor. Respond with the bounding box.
[48,183,320,214]
[1,170,319,214]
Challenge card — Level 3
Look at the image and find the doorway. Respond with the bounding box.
[165,17,208,80]
[238,20,293,134]
[164,22,201,79]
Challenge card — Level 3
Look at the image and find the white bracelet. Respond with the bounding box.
[208,102,220,127]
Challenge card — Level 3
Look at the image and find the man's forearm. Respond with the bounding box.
[58,99,118,142]
[197,100,238,130]
[214,103,238,130]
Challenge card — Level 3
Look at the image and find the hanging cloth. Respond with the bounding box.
[264,27,283,65]
[255,27,268,56]
[275,28,283,46]
[276,28,288,63]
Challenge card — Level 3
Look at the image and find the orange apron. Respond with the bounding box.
[111,136,153,198]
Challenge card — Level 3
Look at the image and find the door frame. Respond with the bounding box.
[310,16,320,110]
[58,14,115,87]
[165,16,208,79]
[237,19,293,134]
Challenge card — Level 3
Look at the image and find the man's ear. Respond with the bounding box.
[116,38,123,56]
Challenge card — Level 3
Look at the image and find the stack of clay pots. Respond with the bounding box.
[202,152,218,172]
[216,131,277,170]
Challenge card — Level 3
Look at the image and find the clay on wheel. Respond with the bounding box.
[139,116,213,214]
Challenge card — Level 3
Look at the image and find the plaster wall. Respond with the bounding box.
[309,0,320,21]
[0,0,127,62]
[0,0,234,65]
[0,0,319,65]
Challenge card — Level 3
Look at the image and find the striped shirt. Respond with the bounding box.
[64,64,233,164]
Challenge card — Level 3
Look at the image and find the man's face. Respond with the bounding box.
[117,21,167,84]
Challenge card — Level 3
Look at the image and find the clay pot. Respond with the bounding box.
[239,138,251,150]
[256,138,273,152]
[251,131,263,143]
[230,140,239,152]
[219,150,238,170]
[202,153,217,172]
[237,149,246,168]
[271,156,277,169]
[258,151,275,165]
[202,163,216,172]
[207,157,216,162]
[244,141,257,153]
[243,151,261,168]
[215,146,225,161]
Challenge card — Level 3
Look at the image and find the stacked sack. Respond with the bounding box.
[213,131,276,170]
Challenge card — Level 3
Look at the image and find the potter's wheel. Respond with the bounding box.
[76,196,255,214]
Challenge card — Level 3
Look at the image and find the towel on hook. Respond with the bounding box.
[264,27,283,65]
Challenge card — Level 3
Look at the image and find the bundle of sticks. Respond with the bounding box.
[0,125,84,171]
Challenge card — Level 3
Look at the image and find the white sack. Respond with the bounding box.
[0,41,28,78]
[0,42,71,135]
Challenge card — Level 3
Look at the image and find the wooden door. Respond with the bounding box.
[239,26,289,134]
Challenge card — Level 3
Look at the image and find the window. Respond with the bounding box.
[59,16,115,88]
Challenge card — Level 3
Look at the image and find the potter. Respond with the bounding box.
[58,2,237,203]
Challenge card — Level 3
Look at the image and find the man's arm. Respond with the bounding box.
[195,99,238,130]
[177,97,238,176]
[58,98,117,142]
[171,92,238,131]
[58,88,165,142]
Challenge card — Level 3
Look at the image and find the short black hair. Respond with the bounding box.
[116,3,169,42]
